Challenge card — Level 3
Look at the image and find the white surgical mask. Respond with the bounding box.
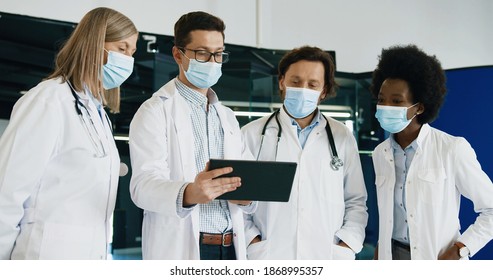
[375,103,418,133]
[283,87,321,119]
[102,50,134,89]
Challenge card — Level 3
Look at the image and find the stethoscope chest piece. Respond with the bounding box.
[330,156,344,171]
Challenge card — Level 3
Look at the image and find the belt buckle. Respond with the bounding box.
[222,233,232,247]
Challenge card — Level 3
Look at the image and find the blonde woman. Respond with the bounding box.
[0,7,138,259]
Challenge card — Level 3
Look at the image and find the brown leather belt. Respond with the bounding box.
[200,232,233,247]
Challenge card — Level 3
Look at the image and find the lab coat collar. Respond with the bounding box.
[154,77,220,105]
[174,78,220,107]
[415,123,431,147]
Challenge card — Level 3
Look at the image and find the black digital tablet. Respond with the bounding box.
[209,159,297,202]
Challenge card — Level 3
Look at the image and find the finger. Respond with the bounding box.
[209,184,238,200]
[207,166,234,179]
[214,176,241,186]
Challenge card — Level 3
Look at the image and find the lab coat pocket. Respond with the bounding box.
[39,222,95,259]
[375,175,390,199]
[375,175,386,188]
[416,168,447,204]
[247,239,268,260]
[332,244,355,260]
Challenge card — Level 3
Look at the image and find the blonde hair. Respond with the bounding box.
[47,7,138,113]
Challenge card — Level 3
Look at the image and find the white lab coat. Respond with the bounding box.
[241,107,368,259]
[373,124,493,259]
[0,78,119,259]
[129,78,252,260]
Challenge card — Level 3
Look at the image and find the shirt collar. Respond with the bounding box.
[289,108,321,130]
[390,133,419,151]
[175,78,219,106]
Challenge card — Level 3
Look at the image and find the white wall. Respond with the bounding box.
[1,0,492,72]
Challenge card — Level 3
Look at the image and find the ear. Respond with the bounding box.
[416,103,425,115]
[278,76,285,91]
[172,46,182,65]
[278,76,286,99]
[319,88,328,101]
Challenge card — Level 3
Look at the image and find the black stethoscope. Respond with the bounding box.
[68,81,111,158]
[257,108,344,171]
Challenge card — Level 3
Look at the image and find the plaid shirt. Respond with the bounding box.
[175,79,232,233]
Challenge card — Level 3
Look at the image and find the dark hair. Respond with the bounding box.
[278,46,338,99]
[371,44,447,124]
[174,11,225,47]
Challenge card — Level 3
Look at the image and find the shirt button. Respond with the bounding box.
[404,237,407,240]
[410,214,414,218]
[400,203,403,207]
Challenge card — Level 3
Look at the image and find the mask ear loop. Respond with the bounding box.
[409,103,422,120]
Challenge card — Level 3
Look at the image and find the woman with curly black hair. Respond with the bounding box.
[371,45,493,260]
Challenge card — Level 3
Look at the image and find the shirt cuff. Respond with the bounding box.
[176,183,196,218]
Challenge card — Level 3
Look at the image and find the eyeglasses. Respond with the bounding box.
[178,47,230,64]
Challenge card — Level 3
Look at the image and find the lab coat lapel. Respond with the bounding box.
[279,108,302,151]
[170,86,197,180]
[215,104,239,159]
[303,114,326,149]
[167,84,200,248]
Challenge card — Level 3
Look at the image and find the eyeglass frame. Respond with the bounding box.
[178,47,230,64]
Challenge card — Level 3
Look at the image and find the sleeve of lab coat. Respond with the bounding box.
[128,100,187,216]
[0,92,60,259]
[453,138,493,257]
[334,128,369,253]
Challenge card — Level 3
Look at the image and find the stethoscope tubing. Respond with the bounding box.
[258,108,344,171]
[67,81,110,158]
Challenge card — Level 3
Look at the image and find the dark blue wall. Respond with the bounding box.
[432,66,493,260]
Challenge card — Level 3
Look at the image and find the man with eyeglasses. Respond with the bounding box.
[128,11,255,260]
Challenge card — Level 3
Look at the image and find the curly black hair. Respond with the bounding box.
[370,44,447,124]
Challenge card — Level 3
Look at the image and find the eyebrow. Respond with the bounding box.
[191,46,224,52]
[288,76,322,82]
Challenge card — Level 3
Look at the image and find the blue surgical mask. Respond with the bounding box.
[102,50,134,89]
[375,103,418,133]
[283,87,321,119]
[184,59,222,89]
